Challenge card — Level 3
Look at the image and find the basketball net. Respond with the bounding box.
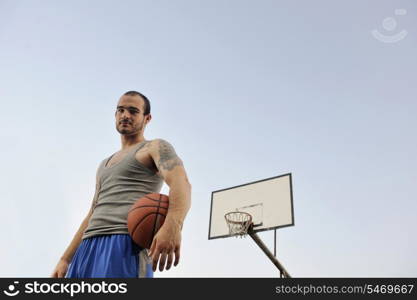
[224,211,252,238]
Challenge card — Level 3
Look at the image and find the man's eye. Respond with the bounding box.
[129,110,138,114]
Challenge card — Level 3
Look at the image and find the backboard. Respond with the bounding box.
[208,173,294,239]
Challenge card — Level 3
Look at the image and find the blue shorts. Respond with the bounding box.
[65,234,153,278]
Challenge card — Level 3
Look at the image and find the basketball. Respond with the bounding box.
[127,193,169,249]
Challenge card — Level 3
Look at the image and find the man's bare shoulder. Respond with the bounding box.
[146,139,182,164]
[146,139,176,151]
[139,139,177,159]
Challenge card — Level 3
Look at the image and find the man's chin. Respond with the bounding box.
[117,128,130,135]
[118,129,139,136]
[116,126,142,136]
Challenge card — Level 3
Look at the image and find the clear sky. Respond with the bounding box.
[0,0,416,277]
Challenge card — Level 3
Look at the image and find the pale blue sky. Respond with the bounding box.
[0,0,416,277]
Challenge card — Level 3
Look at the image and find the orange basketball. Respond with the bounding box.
[127,193,169,249]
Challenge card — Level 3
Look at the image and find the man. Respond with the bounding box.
[51,91,192,278]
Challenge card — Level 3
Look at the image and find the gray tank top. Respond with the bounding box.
[83,141,163,240]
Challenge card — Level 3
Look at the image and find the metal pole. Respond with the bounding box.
[274,229,277,257]
[274,229,281,277]
[248,231,291,278]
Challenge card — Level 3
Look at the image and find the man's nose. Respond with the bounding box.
[120,111,131,119]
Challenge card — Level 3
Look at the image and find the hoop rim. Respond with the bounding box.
[224,211,253,224]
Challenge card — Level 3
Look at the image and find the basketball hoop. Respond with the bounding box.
[224,211,253,238]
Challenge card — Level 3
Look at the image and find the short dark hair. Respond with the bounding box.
[123,91,151,115]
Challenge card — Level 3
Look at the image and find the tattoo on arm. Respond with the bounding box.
[157,139,183,171]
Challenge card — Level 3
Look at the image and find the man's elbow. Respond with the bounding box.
[179,180,192,193]
[185,179,191,190]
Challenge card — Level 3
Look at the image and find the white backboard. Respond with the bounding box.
[208,173,294,239]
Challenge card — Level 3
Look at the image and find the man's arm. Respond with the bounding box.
[50,177,100,278]
[148,139,192,272]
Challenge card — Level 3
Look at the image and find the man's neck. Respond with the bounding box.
[120,135,146,150]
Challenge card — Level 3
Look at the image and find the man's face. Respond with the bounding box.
[115,95,150,136]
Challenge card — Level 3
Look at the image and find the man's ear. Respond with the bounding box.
[145,114,152,124]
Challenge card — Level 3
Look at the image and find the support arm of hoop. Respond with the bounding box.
[248,231,291,278]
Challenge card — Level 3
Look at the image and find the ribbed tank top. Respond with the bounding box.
[83,141,163,240]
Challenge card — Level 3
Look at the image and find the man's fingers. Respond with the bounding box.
[159,251,168,272]
[152,251,160,272]
[166,252,174,270]
[52,270,60,278]
[174,246,181,266]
